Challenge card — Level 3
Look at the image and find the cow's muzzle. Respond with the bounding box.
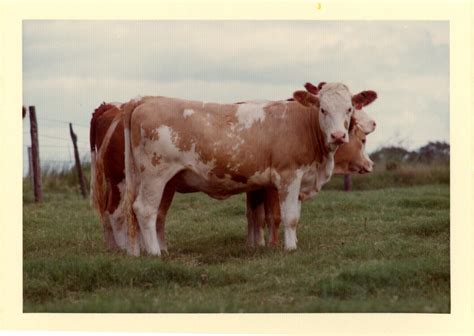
[330,131,347,145]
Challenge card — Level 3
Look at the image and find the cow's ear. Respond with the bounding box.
[304,82,319,95]
[293,91,320,107]
[352,90,377,109]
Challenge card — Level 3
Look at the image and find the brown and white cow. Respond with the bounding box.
[91,103,374,253]
[91,85,377,254]
[246,118,375,248]
[245,82,378,247]
[115,84,377,256]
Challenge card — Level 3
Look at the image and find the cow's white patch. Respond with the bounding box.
[353,109,376,134]
[284,226,298,250]
[281,169,304,250]
[183,109,194,118]
[271,170,282,188]
[248,167,272,185]
[235,102,266,129]
[296,153,336,202]
[144,126,215,172]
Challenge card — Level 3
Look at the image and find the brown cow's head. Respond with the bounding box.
[333,120,374,174]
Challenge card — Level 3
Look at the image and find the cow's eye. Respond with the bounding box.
[347,107,352,114]
[321,108,327,115]
[362,139,366,144]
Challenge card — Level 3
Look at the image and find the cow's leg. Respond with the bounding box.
[133,168,180,256]
[246,190,265,248]
[254,202,266,247]
[278,172,303,251]
[103,212,119,250]
[246,192,256,248]
[109,206,128,251]
[155,182,176,254]
[107,180,128,251]
[99,183,119,250]
[265,187,281,246]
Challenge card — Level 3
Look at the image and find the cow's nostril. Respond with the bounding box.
[331,131,345,140]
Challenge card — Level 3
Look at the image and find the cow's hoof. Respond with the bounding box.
[284,245,297,252]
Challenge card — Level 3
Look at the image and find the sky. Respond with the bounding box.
[22,20,449,173]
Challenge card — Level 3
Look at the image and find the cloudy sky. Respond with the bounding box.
[22,20,449,172]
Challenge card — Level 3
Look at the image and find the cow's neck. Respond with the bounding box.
[307,106,330,163]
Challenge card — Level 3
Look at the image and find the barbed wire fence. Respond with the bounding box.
[23,106,91,201]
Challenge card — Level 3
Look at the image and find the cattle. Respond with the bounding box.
[90,84,378,255]
[246,82,377,247]
[246,118,375,247]
[90,102,376,252]
[113,83,377,256]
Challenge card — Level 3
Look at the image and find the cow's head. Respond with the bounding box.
[305,82,378,137]
[353,109,376,135]
[352,90,378,134]
[333,120,374,174]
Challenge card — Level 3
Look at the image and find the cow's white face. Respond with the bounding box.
[353,108,376,134]
[304,81,378,141]
[318,83,354,147]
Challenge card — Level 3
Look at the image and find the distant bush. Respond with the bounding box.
[323,142,449,191]
[371,141,450,166]
[385,161,398,171]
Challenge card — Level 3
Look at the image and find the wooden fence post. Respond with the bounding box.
[27,146,34,190]
[29,106,43,202]
[69,123,88,198]
[343,174,352,192]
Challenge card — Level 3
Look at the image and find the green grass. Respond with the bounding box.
[23,184,450,313]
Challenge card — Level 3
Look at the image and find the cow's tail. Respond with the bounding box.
[123,99,141,256]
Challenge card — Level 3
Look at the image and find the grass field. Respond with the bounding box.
[23,183,450,313]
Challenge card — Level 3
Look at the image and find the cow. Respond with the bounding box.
[114,83,377,256]
[246,117,375,248]
[90,102,375,252]
[245,82,378,247]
